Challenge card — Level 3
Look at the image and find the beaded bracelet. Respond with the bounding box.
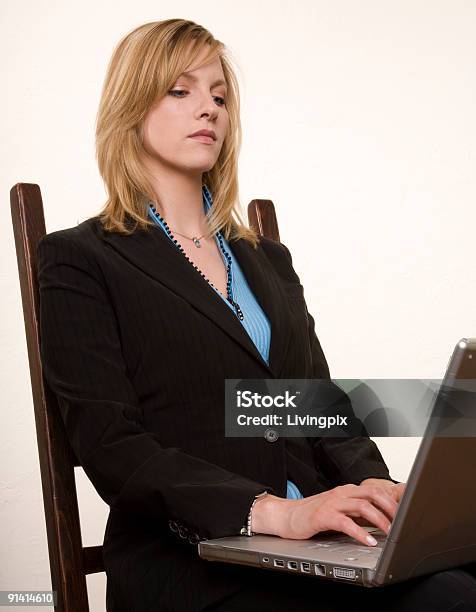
[240,491,268,536]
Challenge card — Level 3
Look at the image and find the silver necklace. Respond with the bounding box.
[149,204,244,321]
[168,227,205,248]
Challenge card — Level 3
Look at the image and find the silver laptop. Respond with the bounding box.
[199,338,476,587]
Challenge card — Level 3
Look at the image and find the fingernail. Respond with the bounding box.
[367,535,378,546]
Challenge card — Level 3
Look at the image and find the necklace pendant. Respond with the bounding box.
[192,237,201,248]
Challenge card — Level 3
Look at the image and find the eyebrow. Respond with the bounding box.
[178,72,227,89]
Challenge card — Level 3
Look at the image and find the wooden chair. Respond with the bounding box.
[10,182,280,611]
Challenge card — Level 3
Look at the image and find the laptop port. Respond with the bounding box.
[274,559,285,567]
[301,562,311,573]
[262,557,269,563]
[287,561,298,570]
[333,567,356,580]
[315,563,326,576]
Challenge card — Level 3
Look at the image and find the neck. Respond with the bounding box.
[144,158,210,237]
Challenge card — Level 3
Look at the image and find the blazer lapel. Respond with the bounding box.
[97,220,292,378]
[230,238,293,377]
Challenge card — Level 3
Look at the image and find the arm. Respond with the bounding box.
[37,233,275,543]
[277,241,399,487]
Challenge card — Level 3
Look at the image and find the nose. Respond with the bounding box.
[195,92,219,121]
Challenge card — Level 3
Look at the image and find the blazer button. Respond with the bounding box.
[168,520,178,532]
[188,533,200,545]
[264,428,279,442]
[178,526,188,539]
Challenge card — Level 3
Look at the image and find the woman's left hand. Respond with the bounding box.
[354,478,407,527]
[359,478,406,504]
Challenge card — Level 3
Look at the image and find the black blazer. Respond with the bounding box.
[37,216,396,612]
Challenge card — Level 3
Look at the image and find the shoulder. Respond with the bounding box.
[256,236,300,285]
[38,216,102,249]
[37,216,105,272]
[257,235,290,257]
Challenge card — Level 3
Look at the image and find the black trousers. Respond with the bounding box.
[202,561,476,611]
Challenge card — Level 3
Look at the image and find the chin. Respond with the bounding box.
[182,157,219,173]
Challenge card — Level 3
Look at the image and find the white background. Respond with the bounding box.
[1,1,475,609]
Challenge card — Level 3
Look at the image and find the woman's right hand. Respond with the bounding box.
[251,483,401,547]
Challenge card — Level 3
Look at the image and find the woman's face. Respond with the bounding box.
[141,49,229,176]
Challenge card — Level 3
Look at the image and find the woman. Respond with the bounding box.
[37,18,476,611]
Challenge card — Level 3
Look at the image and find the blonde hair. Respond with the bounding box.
[94,18,259,247]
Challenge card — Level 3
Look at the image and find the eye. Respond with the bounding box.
[168,90,226,107]
[168,89,187,98]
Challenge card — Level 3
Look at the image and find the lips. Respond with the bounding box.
[188,129,217,141]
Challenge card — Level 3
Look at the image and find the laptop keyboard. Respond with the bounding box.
[306,532,386,559]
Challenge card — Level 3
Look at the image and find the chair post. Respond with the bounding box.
[248,199,280,243]
[10,183,92,611]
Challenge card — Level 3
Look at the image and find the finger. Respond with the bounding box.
[347,485,399,522]
[353,516,374,527]
[393,482,406,503]
[384,482,406,505]
[331,513,382,547]
[337,497,392,535]
[353,483,406,522]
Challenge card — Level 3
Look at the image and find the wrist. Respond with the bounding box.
[250,493,283,536]
[240,491,267,536]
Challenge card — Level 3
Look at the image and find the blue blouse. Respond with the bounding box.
[147,185,303,501]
